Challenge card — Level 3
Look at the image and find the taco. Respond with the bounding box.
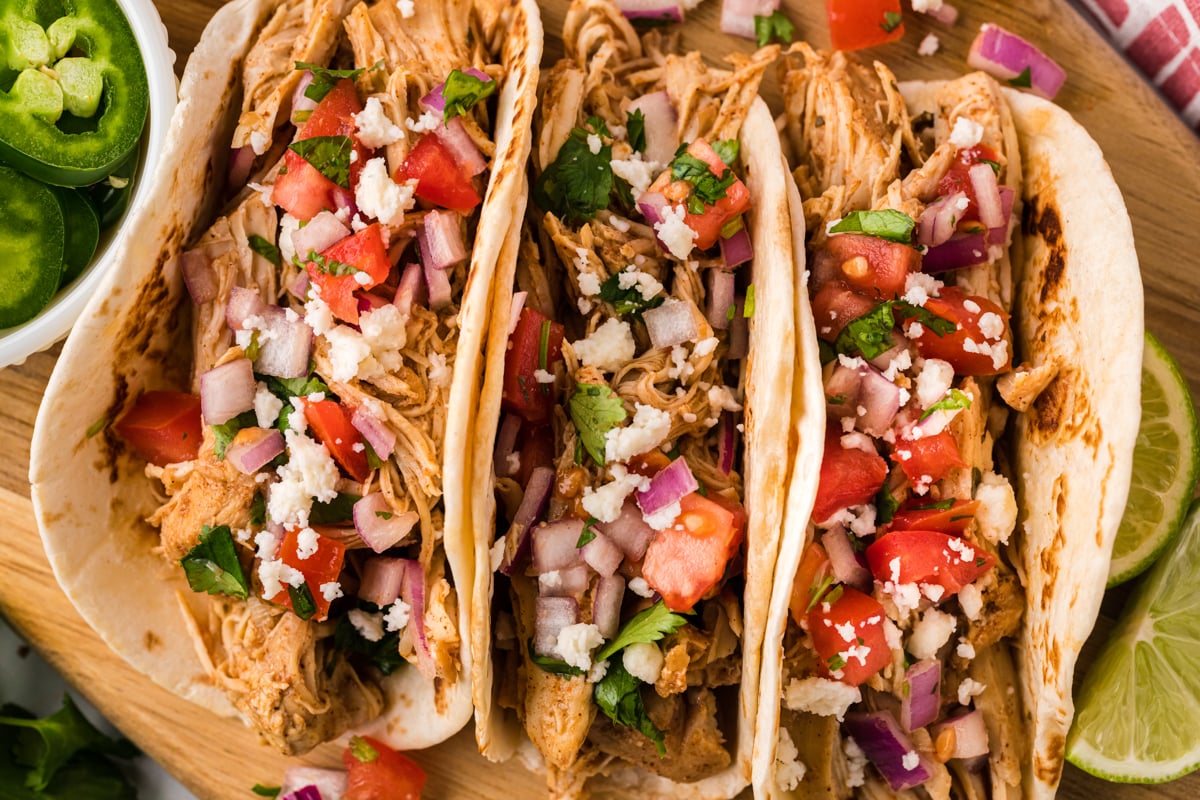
[29,0,540,755]
[466,0,800,796]
[752,47,1142,798]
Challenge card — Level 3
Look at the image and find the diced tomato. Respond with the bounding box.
[642,492,744,611]
[812,425,889,524]
[269,527,347,621]
[823,233,921,299]
[272,79,369,221]
[811,280,879,342]
[826,0,905,51]
[896,287,1011,376]
[113,391,203,467]
[887,499,980,536]
[789,542,833,625]
[343,735,427,800]
[938,144,1002,226]
[306,223,392,323]
[865,529,994,597]
[501,307,564,424]
[647,139,751,251]
[304,399,371,481]
[807,586,892,685]
[395,134,482,212]
[892,430,966,488]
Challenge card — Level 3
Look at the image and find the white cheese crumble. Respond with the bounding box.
[956,638,976,660]
[693,336,719,358]
[916,358,955,408]
[654,203,697,259]
[628,577,655,598]
[354,97,404,149]
[254,530,280,561]
[405,110,441,134]
[978,311,1004,339]
[581,464,650,523]
[249,130,268,156]
[958,677,987,705]
[586,133,602,154]
[823,504,877,537]
[902,751,921,771]
[355,157,416,226]
[707,384,743,412]
[775,729,808,792]
[397,0,415,16]
[556,622,604,671]
[949,117,985,149]
[258,558,305,599]
[908,608,957,660]
[643,501,681,531]
[534,369,555,384]
[606,403,672,463]
[295,527,320,560]
[348,609,385,642]
[320,581,344,603]
[303,291,335,336]
[844,737,868,788]
[617,265,664,301]
[918,32,940,56]
[267,427,340,527]
[610,153,660,198]
[622,642,664,684]
[384,599,412,632]
[588,660,609,684]
[784,677,862,722]
[325,325,373,383]
[360,304,408,373]
[912,0,943,10]
[254,382,283,428]
[975,470,1017,544]
[577,271,602,297]
[959,582,984,620]
[572,317,635,373]
[427,352,452,388]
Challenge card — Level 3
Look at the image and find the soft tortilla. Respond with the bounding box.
[469,98,802,798]
[29,0,542,751]
[752,83,1142,798]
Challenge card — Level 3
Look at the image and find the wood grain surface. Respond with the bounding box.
[2,1,1198,798]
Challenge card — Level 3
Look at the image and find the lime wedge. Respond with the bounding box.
[1067,498,1200,782]
[1107,332,1200,587]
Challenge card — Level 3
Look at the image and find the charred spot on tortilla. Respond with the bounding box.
[1022,198,1067,303]
[1029,372,1071,438]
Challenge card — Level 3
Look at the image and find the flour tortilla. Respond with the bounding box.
[752,84,1142,797]
[29,0,542,751]
[469,97,802,798]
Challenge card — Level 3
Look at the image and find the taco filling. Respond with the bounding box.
[481,0,780,792]
[771,47,1043,797]
[115,0,509,755]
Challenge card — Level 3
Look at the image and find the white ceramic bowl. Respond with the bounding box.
[0,0,177,369]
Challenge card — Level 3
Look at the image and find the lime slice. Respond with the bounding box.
[1067,498,1200,781]
[1107,332,1200,587]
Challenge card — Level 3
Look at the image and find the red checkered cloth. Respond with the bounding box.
[1076,0,1200,127]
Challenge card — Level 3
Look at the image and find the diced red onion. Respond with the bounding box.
[399,559,434,677]
[508,292,528,336]
[227,146,256,189]
[922,232,989,274]
[719,224,753,269]
[288,270,310,299]
[968,163,1003,229]
[200,359,256,425]
[717,412,737,475]
[179,248,219,305]
[332,187,357,218]
[643,298,699,350]
[926,2,958,24]
[720,0,779,40]
[900,659,942,732]
[291,72,317,126]
[728,296,749,360]
[226,427,284,474]
[539,564,591,598]
[824,360,901,437]
[534,596,579,657]
[358,292,391,316]
[358,556,408,607]
[988,187,1015,245]
[581,532,625,577]
[616,0,682,23]
[354,493,419,553]
[931,710,990,759]
[394,262,425,318]
[917,191,968,248]
[351,405,396,460]
[821,528,872,591]
[225,286,266,331]
[532,519,586,573]
[843,711,934,792]
[593,574,625,639]
[595,502,657,562]
[418,210,467,271]
[292,211,350,262]
[435,118,487,177]
[500,466,555,575]
[253,309,313,379]
[706,269,736,331]
[636,457,698,516]
[494,414,522,478]
[419,67,493,114]
[967,23,1066,100]
[866,331,908,372]
[280,767,347,800]
[636,191,668,227]
[423,255,453,310]
[627,92,678,166]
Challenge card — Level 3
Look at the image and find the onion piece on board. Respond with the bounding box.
[967,23,1066,100]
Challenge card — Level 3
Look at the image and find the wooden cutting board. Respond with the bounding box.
[2,0,1198,797]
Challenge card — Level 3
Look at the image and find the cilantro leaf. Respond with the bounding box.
[874,478,900,525]
[910,498,956,511]
[576,517,599,548]
[294,61,368,103]
[829,209,916,245]
[755,10,796,47]
[743,284,756,318]
[252,785,281,798]
[980,157,1002,175]
[593,661,666,755]
[568,383,626,466]
[881,10,903,32]
[307,249,360,276]
[671,151,736,215]
[1007,67,1032,88]
[309,492,360,524]
[598,272,665,316]
[627,109,646,153]
[334,611,405,675]
[265,375,331,399]
[249,491,266,526]
[595,601,688,662]
[348,735,379,763]
[533,117,614,225]
[180,525,249,600]
[288,582,317,620]
[528,641,586,676]
[442,69,496,121]
[920,387,973,420]
[211,410,256,460]
[248,234,281,267]
[818,338,837,367]
[894,301,957,337]
[288,135,353,189]
[835,302,898,360]
[713,140,739,166]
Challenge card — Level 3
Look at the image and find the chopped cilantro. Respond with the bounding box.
[743,284,756,318]
[595,601,688,662]
[829,209,916,245]
[180,525,249,600]
[806,572,836,613]
[920,388,973,420]
[894,301,957,337]
[835,302,898,360]
[348,735,379,764]
[294,61,370,103]
[334,611,404,675]
[980,157,1002,175]
[309,492,360,524]
[1007,67,1032,88]
[533,117,614,225]
[539,320,552,372]
[598,272,664,316]
[288,582,318,620]
[211,410,256,460]
[248,234,281,267]
[568,383,627,466]
[818,338,837,367]
[528,641,586,676]
[288,135,353,189]
[442,69,496,121]
[364,439,384,470]
[577,517,599,548]
[911,498,956,511]
[252,785,281,797]
[307,249,360,276]
[249,492,266,526]
[375,510,394,520]
[671,150,736,215]
[755,10,796,47]
[725,303,736,322]
[627,108,646,153]
[713,139,739,166]
[594,660,666,755]
[242,330,261,362]
[265,375,331,398]
[875,479,900,525]
[881,10,902,32]
[85,416,108,438]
